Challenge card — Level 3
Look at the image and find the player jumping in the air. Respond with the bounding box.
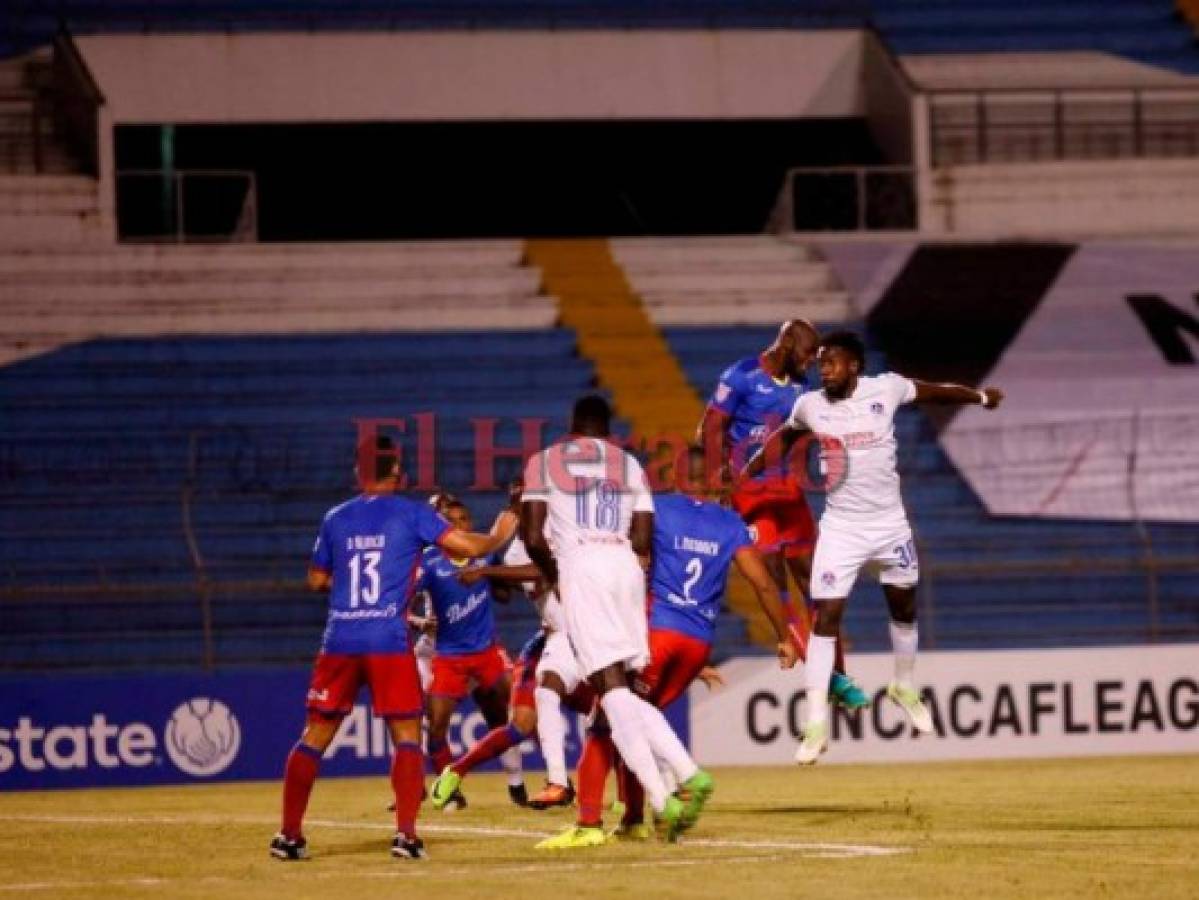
[698,319,868,709]
[550,445,800,847]
[271,437,514,862]
[745,331,1003,764]
[522,395,712,844]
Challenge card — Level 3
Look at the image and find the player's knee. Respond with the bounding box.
[510,706,537,735]
[886,587,917,624]
[813,600,845,636]
[301,716,342,751]
[538,671,567,697]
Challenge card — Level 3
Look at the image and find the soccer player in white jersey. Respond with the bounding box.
[521,395,711,841]
[745,331,1004,764]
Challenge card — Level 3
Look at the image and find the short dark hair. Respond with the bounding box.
[357,434,398,482]
[820,330,867,370]
[571,394,613,433]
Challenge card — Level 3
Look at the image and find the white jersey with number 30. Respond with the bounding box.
[521,436,655,562]
[787,373,916,529]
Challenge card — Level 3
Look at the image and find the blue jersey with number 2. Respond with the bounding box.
[649,493,753,643]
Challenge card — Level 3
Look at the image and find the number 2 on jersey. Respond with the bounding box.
[682,557,703,603]
[348,550,381,607]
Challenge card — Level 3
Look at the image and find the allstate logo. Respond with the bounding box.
[164,698,241,777]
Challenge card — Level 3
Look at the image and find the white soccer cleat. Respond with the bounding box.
[887,681,934,734]
[794,720,829,765]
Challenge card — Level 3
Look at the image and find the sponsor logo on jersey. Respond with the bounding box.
[821,571,837,588]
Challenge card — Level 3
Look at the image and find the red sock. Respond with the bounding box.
[280,742,321,839]
[616,758,645,826]
[576,731,614,827]
[427,737,452,775]
[451,723,523,777]
[391,741,424,838]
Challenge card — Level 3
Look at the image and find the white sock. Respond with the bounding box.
[601,687,670,813]
[500,745,523,786]
[806,634,837,726]
[534,687,568,787]
[889,620,918,688]
[637,698,698,784]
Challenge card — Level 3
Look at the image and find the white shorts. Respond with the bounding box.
[558,546,650,678]
[810,518,919,600]
[535,628,583,695]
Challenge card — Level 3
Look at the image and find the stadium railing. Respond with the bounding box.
[928,85,1199,166]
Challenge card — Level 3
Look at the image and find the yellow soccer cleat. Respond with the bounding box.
[534,825,607,851]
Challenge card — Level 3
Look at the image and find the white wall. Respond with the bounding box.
[923,158,1199,237]
[76,30,867,123]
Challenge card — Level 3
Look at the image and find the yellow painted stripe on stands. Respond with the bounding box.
[525,238,773,647]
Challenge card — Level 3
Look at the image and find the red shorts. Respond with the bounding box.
[306,652,423,721]
[430,645,507,700]
[731,474,816,558]
[635,628,712,709]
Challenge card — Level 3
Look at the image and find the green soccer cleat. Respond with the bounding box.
[429,767,462,811]
[829,671,871,710]
[794,719,829,765]
[679,769,715,830]
[655,795,687,844]
[609,799,627,822]
[886,681,934,734]
[608,822,652,842]
[534,825,607,850]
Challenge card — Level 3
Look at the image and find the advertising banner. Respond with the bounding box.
[691,645,1199,765]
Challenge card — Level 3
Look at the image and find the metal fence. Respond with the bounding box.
[929,86,1199,166]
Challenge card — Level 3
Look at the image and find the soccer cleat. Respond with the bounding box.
[528,780,575,810]
[534,825,606,850]
[795,720,829,765]
[269,832,309,861]
[442,789,468,812]
[654,795,687,844]
[887,681,935,734]
[609,799,627,822]
[679,769,715,830]
[391,833,427,860]
[608,821,652,842]
[829,672,871,710]
[508,783,530,807]
[430,767,462,811]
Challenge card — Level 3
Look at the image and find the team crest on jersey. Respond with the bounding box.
[820,571,836,588]
[870,402,884,415]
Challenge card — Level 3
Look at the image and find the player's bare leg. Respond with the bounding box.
[530,671,576,809]
[882,584,933,733]
[434,676,530,807]
[782,549,869,710]
[796,597,845,764]
[386,717,428,860]
[272,716,341,860]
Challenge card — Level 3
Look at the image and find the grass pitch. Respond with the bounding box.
[2,755,1197,899]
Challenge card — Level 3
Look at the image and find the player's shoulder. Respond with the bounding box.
[719,357,759,383]
[862,371,912,395]
[321,494,361,524]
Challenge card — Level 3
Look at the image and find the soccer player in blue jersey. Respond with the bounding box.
[697,319,867,709]
[271,437,515,863]
[417,498,522,809]
[544,446,800,848]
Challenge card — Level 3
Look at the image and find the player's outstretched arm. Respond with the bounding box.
[741,422,807,482]
[733,546,800,669]
[458,562,543,586]
[912,379,1004,409]
[306,565,331,593]
[520,499,559,585]
[438,509,519,559]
